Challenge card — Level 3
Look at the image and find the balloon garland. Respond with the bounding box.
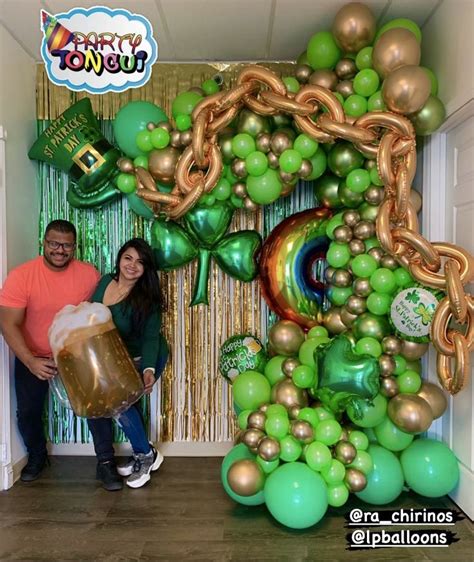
[27,1,472,530]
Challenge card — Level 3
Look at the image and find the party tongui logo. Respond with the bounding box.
[40,6,157,94]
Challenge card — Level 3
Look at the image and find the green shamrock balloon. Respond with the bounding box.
[151,200,261,306]
[315,335,380,413]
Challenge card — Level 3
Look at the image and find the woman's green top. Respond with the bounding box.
[91,274,161,370]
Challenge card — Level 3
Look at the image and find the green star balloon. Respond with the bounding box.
[151,200,261,306]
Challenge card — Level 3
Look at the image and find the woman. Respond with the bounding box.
[87,238,168,491]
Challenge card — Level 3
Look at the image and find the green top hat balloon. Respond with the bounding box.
[28,98,120,208]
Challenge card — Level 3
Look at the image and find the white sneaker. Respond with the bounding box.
[126,446,164,489]
[118,445,164,477]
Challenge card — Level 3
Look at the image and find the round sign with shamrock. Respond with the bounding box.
[390,287,440,342]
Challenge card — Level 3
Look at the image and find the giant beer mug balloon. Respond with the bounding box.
[49,302,144,418]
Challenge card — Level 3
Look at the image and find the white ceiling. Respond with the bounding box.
[0,0,443,62]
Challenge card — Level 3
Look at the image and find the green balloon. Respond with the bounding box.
[305,441,332,471]
[327,482,349,507]
[126,192,155,220]
[346,168,371,193]
[114,100,168,158]
[212,177,232,201]
[370,166,384,186]
[202,78,220,96]
[176,114,192,131]
[307,31,341,70]
[245,151,268,176]
[314,174,343,208]
[326,243,351,268]
[150,127,170,149]
[315,419,342,446]
[297,407,320,429]
[294,134,319,158]
[279,435,303,463]
[421,67,438,96]
[320,459,345,484]
[400,438,460,497]
[293,365,317,389]
[246,168,282,204]
[264,356,287,386]
[367,292,391,316]
[214,231,262,282]
[232,133,256,158]
[353,70,380,98]
[327,286,352,306]
[297,51,309,65]
[409,95,446,136]
[397,370,422,393]
[279,149,303,174]
[257,456,280,474]
[370,268,397,294]
[328,142,364,178]
[172,91,203,118]
[394,267,413,288]
[393,354,407,375]
[344,95,368,118]
[348,450,374,475]
[356,47,373,70]
[355,337,382,358]
[151,219,198,271]
[116,173,137,194]
[299,336,330,368]
[368,91,386,112]
[265,414,290,440]
[375,18,422,43]
[219,334,267,383]
[308,326,329,338]
[184,200,234,249]
[349,430,369,451]
[338,180,364,208]
[238,409,252,429]
[133,155,148,168]
[313,406,335,422]
[266,404,288,418]
[326,213,345,240]
[352,254,378,277]
[374,416,414,451]
[135,130,153,152]
[307,149,327,180]
[232,370,271,411]
[283,76,300,93]
[221,444,265,505]
[347,394,388,428]
[356,445,404,505]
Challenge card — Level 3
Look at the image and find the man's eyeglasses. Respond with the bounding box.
[45,239,76,251]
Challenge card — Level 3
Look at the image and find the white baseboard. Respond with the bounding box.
[1,455,26,490]
[48,441,234,457]
[449,461,474,520]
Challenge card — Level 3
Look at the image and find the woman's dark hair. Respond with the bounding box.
[113,238,163,333]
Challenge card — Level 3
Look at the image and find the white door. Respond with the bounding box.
[424,100,474,518]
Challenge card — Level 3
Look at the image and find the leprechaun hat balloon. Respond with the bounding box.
[28,98,120,208]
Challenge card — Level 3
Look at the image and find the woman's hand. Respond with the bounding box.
[143,369,156,394]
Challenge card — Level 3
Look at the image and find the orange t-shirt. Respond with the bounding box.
[0,256,100,357]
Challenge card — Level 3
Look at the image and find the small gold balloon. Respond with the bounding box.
[388,394,434,434]
[256,133,272,153]
[417,381,448,419]
[346,295,367,316]
[291,420,314,443]
[259,403,269,413]
[336,80,354,99]
[380,376,399,397]
[279,170,296,184]
[288,405,302,420]
[268,320,305,356]
[298,159,313,179]
[148,147,181,185]
[242,428,265,449]
[379,354,396,377]
[271,379,309,409]
[332,2,376,53]
[334,440,357,464]
[258,437,280,461]
[340,306,358,328]
[401,340,428,361]
[234,430,243,444]
[333,225,353,244]
[367,247,384,263]
[409,190,423,214]
[335,58,357,80]
[382,65,431,115]
[295,64,313,84]
[282,357,301,377]
[227,459,265,497]
[382,336,402,356]
[117,157,134,174]
[281,182,297,198]
[219,133,235,163]
[373,28,421,79]
[344,467,367,492]
[243,197,259,213]
[332,269,353,288]
[247,411,266,431]
[309,69,338,90]
[353,312,390,341]
[380,255,398,270]
[267,151,280,169]
[325,266,336,284]
[237,108,271,137]
[271,132,292,155]
[353,220,375,240]
[339,428,350,442]
[232,182,247,198]
[323,307,347,335]
[343,210,361,227]
[231,158,248,179]
[169,130,181,148]
[364,186,384,206]
[353,278,372,297]
[349,239,366,256]
[179,130,193,146]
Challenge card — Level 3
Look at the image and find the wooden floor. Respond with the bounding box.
[0,456,472,561]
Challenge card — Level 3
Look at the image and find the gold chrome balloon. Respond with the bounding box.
[227,459,265,496]
[387,394,434,434]
[309,69,338,91]
[401,340,429,361]
[271,379,309,409]
[373,28,421,79]
[382,336,402,356]
[247,411,266,431]
[380,376,399,397]
[335,58,357,80]
[334,440,357,464]
[323,307,347,335]
[268,320,305,357]
[291,420,314,443]
[344,467,367,492]
[382,65,431,115]
[148,146,181,185]
[379,354,396,377]
[242,428,265,449]
[417,381,448,419]
[258,436,281,461]
[332,2,376,53]
[282,357,301,377]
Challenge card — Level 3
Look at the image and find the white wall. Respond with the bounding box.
[422,0,474,117]
[0,22,38,486]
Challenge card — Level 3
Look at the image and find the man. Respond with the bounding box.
[0,220,100,482]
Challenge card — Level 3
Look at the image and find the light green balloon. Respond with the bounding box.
[264,356,287,386]
[232,370,271,410]
[327,482,349,507]
[299,336,330,368]
[348,450,374,475]
[356,445,404,505]
[305,441,332,472]
[349,430,369,451]
[321,459,345,484]
[347,394,388,428]
[374,416,414,451]
[279,435,303,462]
[265,414,290,440]
[246,168,282,205]
[257,456,280,474]
[314,419,342,446]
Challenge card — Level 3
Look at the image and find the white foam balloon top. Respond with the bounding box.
[48,301,112,357]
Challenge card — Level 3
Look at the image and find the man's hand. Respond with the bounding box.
[27,357,57,380]
[143,369,156,395]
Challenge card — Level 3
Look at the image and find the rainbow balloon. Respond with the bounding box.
[259,208,331,330]
[41,10,75,52]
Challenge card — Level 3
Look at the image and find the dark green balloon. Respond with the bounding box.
[151,219,198,270]
[126,192,155,220]
[353,313,391,341]
[184,200,234,248]
[219,334,267,382]
[314,174,343,208]
[328,142,364,178]
[409,95,446,136]
[338,179,364,208]
[214,231,262,282]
